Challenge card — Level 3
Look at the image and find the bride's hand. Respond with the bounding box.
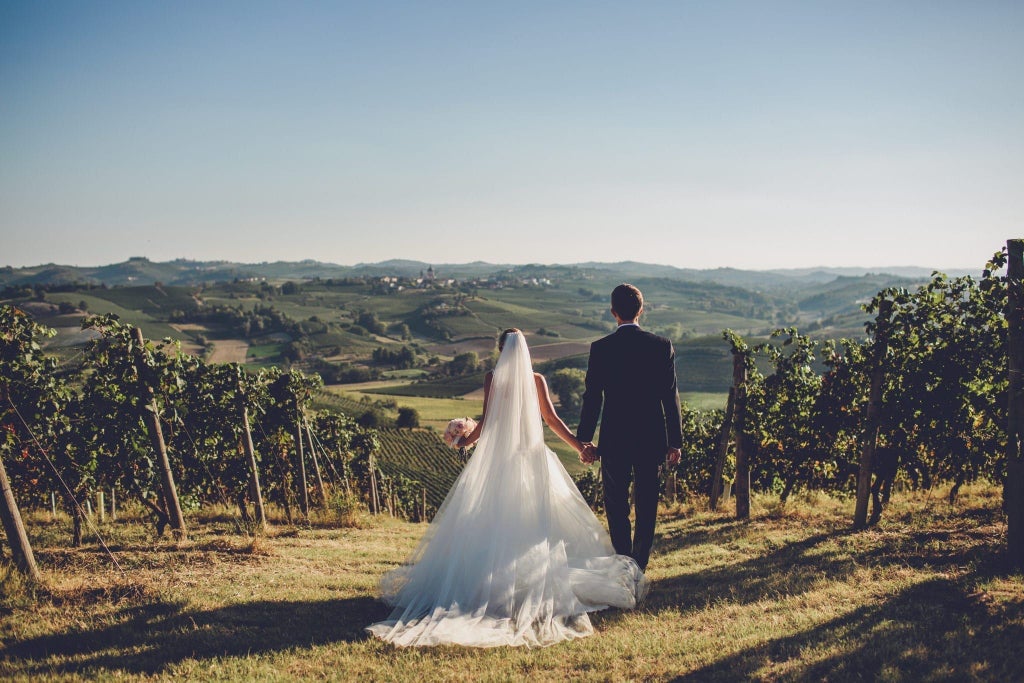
[578,442,598,464]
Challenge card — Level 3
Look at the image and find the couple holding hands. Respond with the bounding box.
[368,283,682,648]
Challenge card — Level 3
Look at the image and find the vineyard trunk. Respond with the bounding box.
[137,492,170,535]
[71,500,83,547]
[0,454,41,582]
[236,491,253,524]
[710,368,739,511]
[854,299,892,530]
[276,447,294,525]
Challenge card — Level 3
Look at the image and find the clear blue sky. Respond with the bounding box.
[1,1,1021,270]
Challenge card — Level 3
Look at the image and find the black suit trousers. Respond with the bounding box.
[601,449,660,572]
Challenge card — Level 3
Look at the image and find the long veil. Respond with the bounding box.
[368,331,646,648]
[475,330,545,457]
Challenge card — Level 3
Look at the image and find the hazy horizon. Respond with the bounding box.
[2,2,1020,271]
[1,253,982,275]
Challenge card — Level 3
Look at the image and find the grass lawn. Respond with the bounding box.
[43,292,185,342]
[2,484,1020,680]
[247,343,283,359]
[680,392,729,412]
[333,388,482,433]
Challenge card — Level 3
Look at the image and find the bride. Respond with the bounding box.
[366,328,647,648]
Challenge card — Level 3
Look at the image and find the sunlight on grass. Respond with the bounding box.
[1,484,1021,681]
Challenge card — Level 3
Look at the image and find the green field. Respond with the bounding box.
[680,391,729,411]
[247,343,283,359]
[362,373,488,399]
[42,292,187,343]
[332,387,481,432]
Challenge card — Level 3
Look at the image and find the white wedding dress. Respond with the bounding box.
[366,331,647,648]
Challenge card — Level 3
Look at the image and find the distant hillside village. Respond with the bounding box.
[371,265,553,294]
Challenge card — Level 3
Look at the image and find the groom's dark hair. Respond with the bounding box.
[611,284,643,321]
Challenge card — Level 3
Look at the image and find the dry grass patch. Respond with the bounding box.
[1,484,1023,681]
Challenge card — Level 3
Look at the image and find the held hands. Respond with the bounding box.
[665,447,682,467]
[578,442,599,465]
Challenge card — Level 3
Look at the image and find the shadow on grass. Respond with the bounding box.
[630,503,1020,679]
[645,528,856,613]
[671,577,1024,681]
[4,595,390,676]
[645,504,1006,615]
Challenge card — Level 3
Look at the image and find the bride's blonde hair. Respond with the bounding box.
[498,328,521,351]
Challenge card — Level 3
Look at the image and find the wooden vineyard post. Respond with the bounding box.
[50,492,57,520]
[97,491,105,523]
[277,446,294,525]
[422,487,427,522]
[0,454,42,583]
[294,420,310,517]
[854,299,893,530]
[369,456,380,515]
[111,489,117,521]
[240,403,267,529]
[1006,239,1024,568]
[132,326,187,539]
[305,422,328,508]
[710,363,740,511]
[733,354,752,520]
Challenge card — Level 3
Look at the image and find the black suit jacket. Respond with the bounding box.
[577,325,683,457]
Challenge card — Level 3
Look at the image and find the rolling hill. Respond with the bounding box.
[1,256,959,394]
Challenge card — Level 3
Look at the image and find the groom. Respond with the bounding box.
[577,283,682,571]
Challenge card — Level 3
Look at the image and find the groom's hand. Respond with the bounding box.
[579,443,598,464]
[665,447,681,467]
